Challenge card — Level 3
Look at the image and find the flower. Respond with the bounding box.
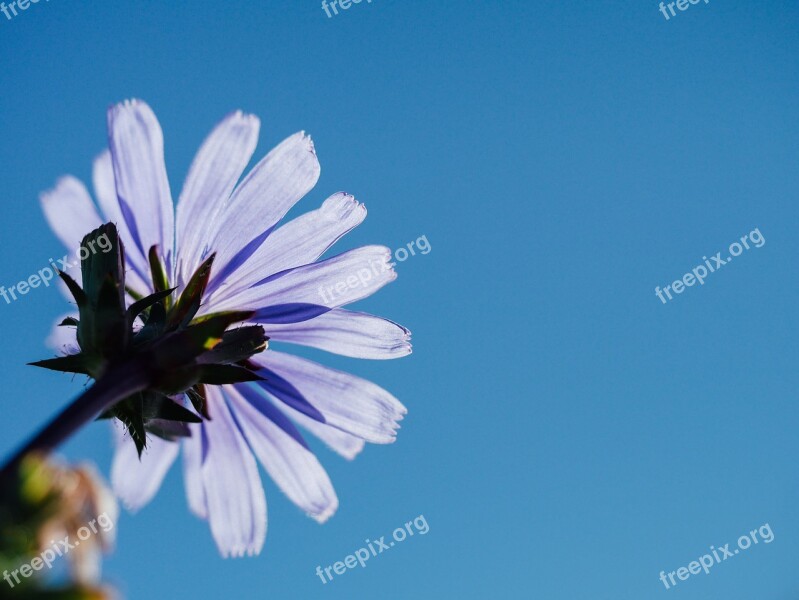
[40,99,411,556]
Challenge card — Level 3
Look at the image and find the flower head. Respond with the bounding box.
[40,100,411,556]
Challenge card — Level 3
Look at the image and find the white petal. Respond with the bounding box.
[110,423,179,512]
[209,192,365,305]
[182,426,207,519]
[107,99,174,269]
[274,400,365,460]
[40,176,103,252]
[267,309,412,359]
[204,132,320,284]
[92,151,151,294]
[210,246,397,324]
[227,385,338,523]
[253,350,406,443]
[176,112,260,285]
[200,388,267,557]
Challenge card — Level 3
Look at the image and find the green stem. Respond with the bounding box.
[0,360,150,482]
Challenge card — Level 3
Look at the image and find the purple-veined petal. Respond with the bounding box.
[92,151,151,295]
[176,112,260,286]
[40,176,103,253]
[252,351,406,443]
[227,385,338,523]
[200,387,266,557]
[182,426,207,519]
[273,399,365,460]
[209,246,397,324]
[110,423,179,512]
[267,309,412,359]
[204,132,320,292]
[107,99,174,270]
[209,192,365,306]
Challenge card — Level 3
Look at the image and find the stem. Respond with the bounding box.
[0,360,150,482]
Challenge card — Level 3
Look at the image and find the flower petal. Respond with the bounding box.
[204,132,320,291]
[107,99,174,269]
[176,112,260,285]
[210,246,397,324]
[92,151,151,294]
[40,176,103,253]
[182,427,207,519]
[209,192,365,306]
[200,387,266,557]
[274,400,365,460]
[267,309,412,359]
[110,423,179,512]
[252,351,406,443]
[227,385,338,523]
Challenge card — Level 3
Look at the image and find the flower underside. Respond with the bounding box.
[31,223,268,456]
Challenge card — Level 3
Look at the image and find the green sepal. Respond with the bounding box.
[58,271,87,308]
[28,354,96,376]
[148,245,171,306]
[186,384,210,420]
[197,364,265,385]
[146,419,192,442]
[150,310,255,368]
[140,391,202,423]
[198,326,268,365]
[114,396,147,457]
[127,287,176,323]
[166,253,215,330]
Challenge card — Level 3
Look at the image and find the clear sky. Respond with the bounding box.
[1,1,798,598]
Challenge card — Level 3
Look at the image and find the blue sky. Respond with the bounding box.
[1,1,798,598]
